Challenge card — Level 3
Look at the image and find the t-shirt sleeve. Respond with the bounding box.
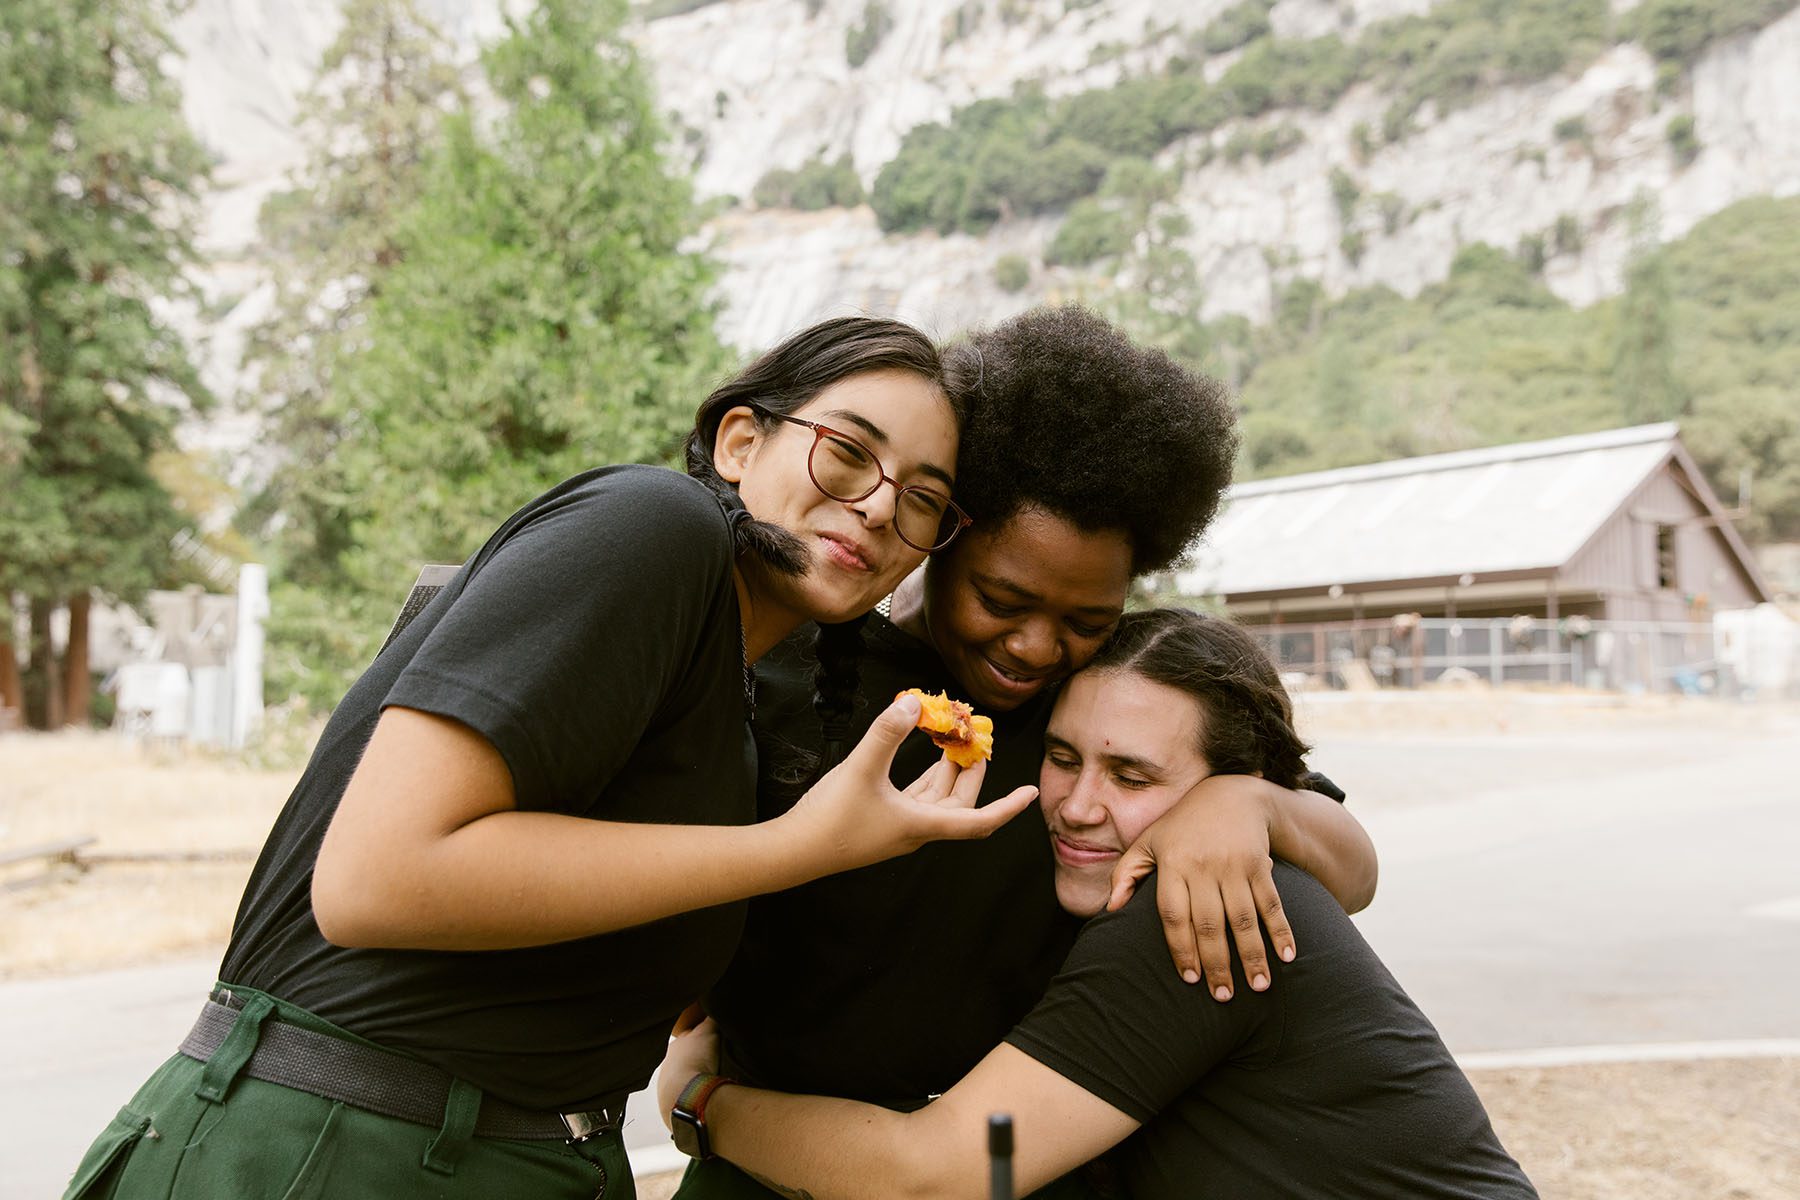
[1003,884,1271,1122]
[383,469,733,815]
[1302,770,1347,803]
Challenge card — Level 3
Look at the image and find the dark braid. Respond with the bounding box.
[686,440,809,578]
[1088,608,1313,792]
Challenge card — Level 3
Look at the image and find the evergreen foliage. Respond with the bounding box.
[846,0,894,68]
[0,0,211,727]
[1630,0,1798,65]
[241,0,463,708]
[753,155,866,210]
[1199,0,1274,55]
[994,254,1032,292]
[1107,196,1800,542]
[1046,199,1132,266]
[264,0,729,707]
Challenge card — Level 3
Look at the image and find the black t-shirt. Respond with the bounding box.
[220,465,756,1109]
[1007,865,1537,1199]
[705,612,1083,1103]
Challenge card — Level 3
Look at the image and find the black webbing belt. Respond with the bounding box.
[177,995,628,1142]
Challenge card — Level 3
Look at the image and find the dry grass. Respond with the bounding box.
[0,730,296,977]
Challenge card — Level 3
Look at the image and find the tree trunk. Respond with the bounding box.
[25,596,64,730]
[0,594,21,726]
[63,590,92,727]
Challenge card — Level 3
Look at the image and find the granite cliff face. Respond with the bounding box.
[167,0,1800,379]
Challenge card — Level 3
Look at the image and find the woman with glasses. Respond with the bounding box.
[62,317,1032,1200]
[677,306,1380,1200]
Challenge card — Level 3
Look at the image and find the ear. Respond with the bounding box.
[712,405,762,484]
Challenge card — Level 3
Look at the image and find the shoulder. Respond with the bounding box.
[507,465,733,565]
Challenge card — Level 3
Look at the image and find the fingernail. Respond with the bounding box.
[1213,985,1232,1002]
[1182,969,1200,985]
[1251,973,1268,991]
[1280,945,1295,962]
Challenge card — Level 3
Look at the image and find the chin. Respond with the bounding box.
[1056,876,1109,920]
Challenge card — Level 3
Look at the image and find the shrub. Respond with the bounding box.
[1667,113,1700,165]
[1046,200,1133,266]
[846,0,894,68]
[994,254,1031,292]
[753,155,865,210]
[1375,192,1407,235]
[1329,167,1361,225]
[1517,233,1548,274]
[1553,114,1588,143]
[1199,0,1274,55]
[1552,213,1585,257]
[1340,229,1366,266]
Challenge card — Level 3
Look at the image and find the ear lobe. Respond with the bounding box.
[712,405,761,484]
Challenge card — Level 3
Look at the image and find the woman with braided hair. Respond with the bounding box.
[62,316,1036,1200]
[661,608,1538,1199]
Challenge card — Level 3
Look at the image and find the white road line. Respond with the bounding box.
[1457,1039,1800,1071]
[1746,896,1800,923]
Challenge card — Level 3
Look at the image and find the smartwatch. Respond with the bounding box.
[670,1072,736,1160]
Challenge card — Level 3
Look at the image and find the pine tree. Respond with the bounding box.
[241,0,464,707]
[0,0,211,727]
[277,0,730,707]
[1613,202,1689,426]
[245,0,463,587]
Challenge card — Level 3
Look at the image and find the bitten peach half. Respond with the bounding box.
[897,688,995,769]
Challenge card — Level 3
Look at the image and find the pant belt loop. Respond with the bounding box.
[194,993,275,1104]
[422,1077,483,1176]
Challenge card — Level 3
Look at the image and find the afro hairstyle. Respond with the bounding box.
[942,304,1238,575]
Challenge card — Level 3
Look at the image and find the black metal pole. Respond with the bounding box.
[989,1113,1014,1200]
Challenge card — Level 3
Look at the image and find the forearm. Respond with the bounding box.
[314,808,828,950]
[706,1088,980,1200]
[1266,782,1378,913]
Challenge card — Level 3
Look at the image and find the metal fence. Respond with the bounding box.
[1242,617,1739,696]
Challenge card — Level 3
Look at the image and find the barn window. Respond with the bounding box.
[1655,524,1677,589]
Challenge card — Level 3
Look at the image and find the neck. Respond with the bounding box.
[733,561,807,663]
[888,567,929,642]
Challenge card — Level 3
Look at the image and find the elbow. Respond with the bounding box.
[311,846,398,948]
[1346,847,1379,914]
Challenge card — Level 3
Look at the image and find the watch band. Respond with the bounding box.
[671,1071,736,1160]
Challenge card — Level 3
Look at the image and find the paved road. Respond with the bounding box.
[8,719,1798,1197]
[1334,725,1800,1051]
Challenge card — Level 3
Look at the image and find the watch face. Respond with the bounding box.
[672,1109,708,1159]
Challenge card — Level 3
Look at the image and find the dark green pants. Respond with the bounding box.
[674,1152,1109,1199]
[63,985,631,1200]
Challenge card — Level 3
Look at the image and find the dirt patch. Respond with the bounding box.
[1470,1057,1800,1199]
[0,730,294,978]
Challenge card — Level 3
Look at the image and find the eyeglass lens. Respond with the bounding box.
[809,429,958,551]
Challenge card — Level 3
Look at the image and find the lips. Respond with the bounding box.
[978,654,1053,698]
[818,532,876,573]
[1051,833,1119,867]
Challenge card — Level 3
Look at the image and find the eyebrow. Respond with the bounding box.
[972,572,1124,618]
[1044,733,1166,778]
[819,409,957,491]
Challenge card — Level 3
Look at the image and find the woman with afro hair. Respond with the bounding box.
[672,306,1379,1199]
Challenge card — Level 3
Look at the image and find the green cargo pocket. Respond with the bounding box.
[62,1107,153,1200]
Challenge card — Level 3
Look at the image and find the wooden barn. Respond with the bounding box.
[1176,423,1772,626]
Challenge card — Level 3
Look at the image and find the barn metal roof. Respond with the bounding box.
[1175,423,1682,597]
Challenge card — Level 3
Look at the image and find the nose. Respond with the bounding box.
[1001,617,1062,672]
[848,479,899,531]
[1057,768,1110,829]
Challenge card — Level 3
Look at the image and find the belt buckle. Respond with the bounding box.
[560,1109,618,1143]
